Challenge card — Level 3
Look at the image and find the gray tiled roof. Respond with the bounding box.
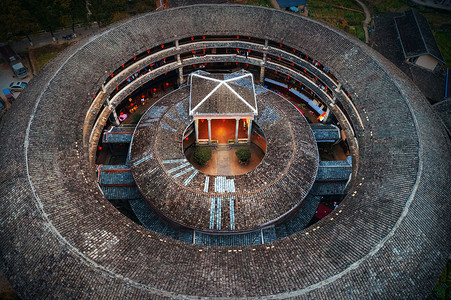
[0,5,449,299]
[372,13,446,103]
[394,9,444,62]
[189,71,257,116]
[434,99,451,135]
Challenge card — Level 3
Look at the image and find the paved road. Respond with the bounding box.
[355,0,371,44]
[12,23,100,53]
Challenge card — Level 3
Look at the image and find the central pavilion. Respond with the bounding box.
[189,70,258,145]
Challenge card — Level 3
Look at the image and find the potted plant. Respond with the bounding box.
[193,146,212,166]
[235,147,251,165]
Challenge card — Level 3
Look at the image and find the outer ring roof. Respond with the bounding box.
[0,5,450,299]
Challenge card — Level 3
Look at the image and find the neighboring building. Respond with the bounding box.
[371,9,447,103]
[394,8,445,71]
[276,0,306,9]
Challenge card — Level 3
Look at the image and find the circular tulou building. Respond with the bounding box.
[0,4,450,299]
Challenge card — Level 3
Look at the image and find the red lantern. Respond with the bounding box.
[98,146,102,150]
[185,137,189,141]
[161,44,164,48]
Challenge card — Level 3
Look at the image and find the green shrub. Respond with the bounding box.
[193,146,212,165]
[236,147,251,162]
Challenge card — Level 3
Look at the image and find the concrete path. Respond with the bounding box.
[355,0,371,44]
[11,23,101,53]
[270,0,280,9]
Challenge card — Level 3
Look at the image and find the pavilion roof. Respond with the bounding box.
[189,70,258,116]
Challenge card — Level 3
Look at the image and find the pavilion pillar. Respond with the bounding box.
[247,119,252,143]
[208,119,211,144]
[260,53,267,84]
[194,119,199,143]
[235,118,239,143]
[178,67,184,86]
[322,107,331,124]
[111,109,120,126]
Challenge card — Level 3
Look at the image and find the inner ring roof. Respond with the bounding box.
[131,86,318,230]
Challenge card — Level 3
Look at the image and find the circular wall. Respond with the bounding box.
[0,5,450,299]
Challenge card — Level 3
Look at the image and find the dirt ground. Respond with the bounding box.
[0,276,19,299]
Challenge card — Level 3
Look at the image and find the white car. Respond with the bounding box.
[8,81,27,92]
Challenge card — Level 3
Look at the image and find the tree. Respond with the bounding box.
[193,146,212,166]
[57,0,87,35]
[0,0,39,43]
[22,0,64,41]
[89,0,127,27]
[235,147,251,163]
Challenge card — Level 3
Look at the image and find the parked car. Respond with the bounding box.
[2,88,15,103]
[8,81,27,92]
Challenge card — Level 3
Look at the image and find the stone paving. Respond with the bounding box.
[185,144,265,176]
